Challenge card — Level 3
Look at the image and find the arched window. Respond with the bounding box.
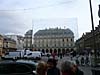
[58,49,61,53]
[42,49,45,53]
[50,49,52,53]
[54,49,57,53]
[46,49,49,53]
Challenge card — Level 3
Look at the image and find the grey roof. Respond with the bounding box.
[34,28,74,37]
[0,34,3,37]
[25,30,33,35]
[3,36,16,43]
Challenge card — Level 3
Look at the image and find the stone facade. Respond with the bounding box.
[76,21,100,53]
[6,35,24,50]
[24,30,33,50]
[3,36,16,53]
[0,34,3,56]
[34,28,75,54]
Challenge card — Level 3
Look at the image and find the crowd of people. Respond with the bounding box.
[72,55,90,66]
[36,58,84,75]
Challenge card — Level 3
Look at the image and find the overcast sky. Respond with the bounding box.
[0,0,99,39]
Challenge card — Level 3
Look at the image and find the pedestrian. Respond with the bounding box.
[70,55,73,60]
[81,56,84,66]
[36,61,48,75]
[47,58,60,75]
[61,60,84,75]
[52,52,56,59]
[60,53,62,59]
[47,53,50,58]
[85,56,89,66]
[61,60,74,75]
[75,57,80,66]
[58,53,60,57]
[72,64,84,75]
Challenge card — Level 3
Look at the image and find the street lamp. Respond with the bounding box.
[98,5,100,18]
[89,0,97,66]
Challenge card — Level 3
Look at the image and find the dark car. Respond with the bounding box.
[0,60,37,75]
[16,60,38,73]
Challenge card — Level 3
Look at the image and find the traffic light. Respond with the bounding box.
[98,5,100,18]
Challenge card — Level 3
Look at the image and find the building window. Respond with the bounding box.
[42,49,45,53]
[70,43,73,47]
[46,49,48,53]
[62,39,64,42]
[55,44,56,47]
[71,38,73,41]
[67,38,68,42]
[69,43,71,47]
[34,44,36,47]
[46,44,48,47]
[63,43,64,47]
[28,43,30,47]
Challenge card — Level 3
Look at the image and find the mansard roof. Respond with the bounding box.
[34,28,74,37]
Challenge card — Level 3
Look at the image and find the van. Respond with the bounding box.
[2,51,22,59]
[24,51,41,60]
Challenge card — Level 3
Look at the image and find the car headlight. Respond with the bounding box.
[33,70,37,74]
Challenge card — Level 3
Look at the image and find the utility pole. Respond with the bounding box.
[31,20,34,51]
[89,0,97,67]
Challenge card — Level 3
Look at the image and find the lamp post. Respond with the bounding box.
[98,5,100,18]
[89,0,97,66]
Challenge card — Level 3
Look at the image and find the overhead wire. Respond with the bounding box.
[0,1,73,12]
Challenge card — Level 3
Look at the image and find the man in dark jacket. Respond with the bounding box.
[47,58,60,75]
[72,64,84,75]
[75,68,84,75]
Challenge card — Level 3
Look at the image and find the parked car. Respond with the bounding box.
[0,60,37,75]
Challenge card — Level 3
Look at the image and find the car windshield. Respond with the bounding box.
[0,0,100,75]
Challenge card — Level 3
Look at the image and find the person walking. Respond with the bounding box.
[61,60,84,75]
[36,61,48,75]
[81,56,85,66]
[85,56,89,66]
[52,52,56,59]
[61,60,74,75]
[47,58,60,75]
[59,53,62,59]
[75,57,80,66]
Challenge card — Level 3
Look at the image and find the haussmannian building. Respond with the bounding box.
[76,21,100,53]
[3,36,16,53]
[33,28,75,54]
[24,30,33,50]
[0,34,3,56]
[6,35,24,50]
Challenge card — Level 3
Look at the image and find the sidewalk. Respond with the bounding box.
[57,56,92,75]
[79,66,92,75]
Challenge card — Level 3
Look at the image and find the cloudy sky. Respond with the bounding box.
[0,0,99,39]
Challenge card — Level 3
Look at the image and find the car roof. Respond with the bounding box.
[0,60,37,65]
[0,59,38,71]
[16,60,38,65]
[0,61,36,75]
